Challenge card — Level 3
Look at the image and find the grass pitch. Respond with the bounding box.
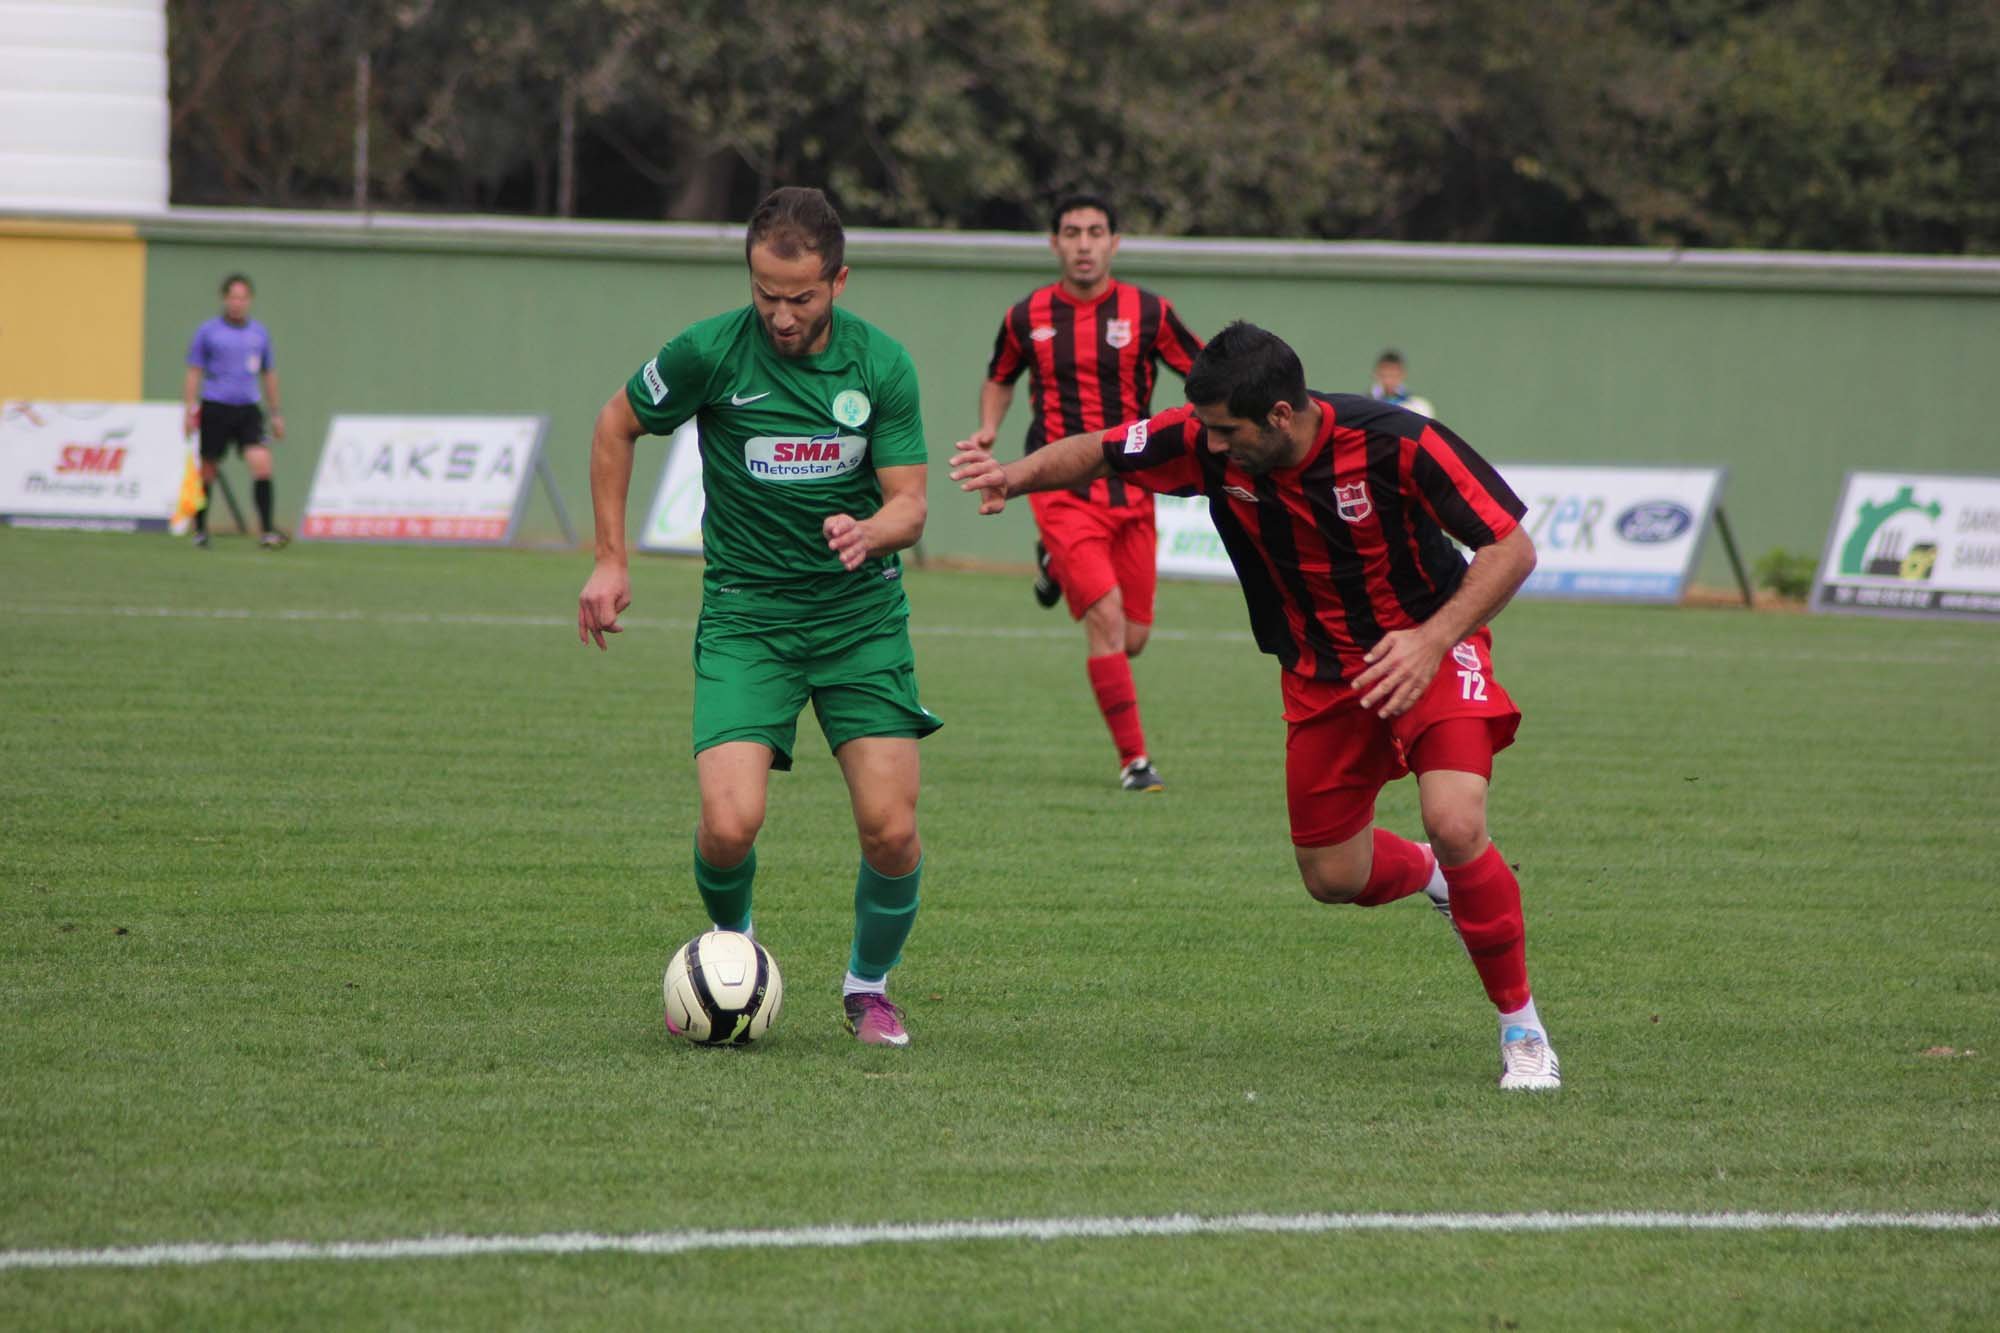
[1,527,1995,1329]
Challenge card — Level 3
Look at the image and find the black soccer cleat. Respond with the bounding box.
[1033,541,1062,609]
[1119,757,1164,793]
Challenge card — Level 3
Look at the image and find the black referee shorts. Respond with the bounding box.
[198,401,266,461]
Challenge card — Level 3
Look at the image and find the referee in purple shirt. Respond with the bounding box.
[183,273,288,548]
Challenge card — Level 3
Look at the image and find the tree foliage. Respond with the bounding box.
[165,0,1998,252]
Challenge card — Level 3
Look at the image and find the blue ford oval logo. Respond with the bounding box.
[1616,501,1692,544]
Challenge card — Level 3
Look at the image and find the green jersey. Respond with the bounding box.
[625,305,926,613]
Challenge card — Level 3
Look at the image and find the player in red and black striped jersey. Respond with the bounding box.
[952,322,1561,1091]
[969,194,1203,793]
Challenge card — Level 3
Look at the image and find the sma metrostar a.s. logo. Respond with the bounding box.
[1839,484,1943,581]
[743,433,866,481]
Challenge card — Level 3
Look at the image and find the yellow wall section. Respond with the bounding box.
[0,220,145,401]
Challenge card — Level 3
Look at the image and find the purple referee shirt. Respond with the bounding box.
[186,317,274,406]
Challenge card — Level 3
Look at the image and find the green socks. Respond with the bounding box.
[693,842,755,933]
[697,844,921,977]
[848,856,922,982]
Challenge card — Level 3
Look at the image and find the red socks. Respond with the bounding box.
[1352,829,1433,906]
[1444,843,1531,1013]
[1086,653,1147,766]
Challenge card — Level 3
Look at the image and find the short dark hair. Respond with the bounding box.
[1185,322,1310,421]
[1050,193,1118,234]
[1375,348,1404,366]
[745,187,846,280]
[220,273,254,295]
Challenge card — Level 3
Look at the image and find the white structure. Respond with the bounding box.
[0,0,168,215]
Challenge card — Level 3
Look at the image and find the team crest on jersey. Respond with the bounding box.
[1104,319,1133,349]
[1334,481,1372,523]
[1223,484,1257,503]
[831,389,871,428]
[1030,325,1057,342]
[1451,641,1482,671]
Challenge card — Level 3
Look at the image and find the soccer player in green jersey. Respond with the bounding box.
[577,187,938,1048]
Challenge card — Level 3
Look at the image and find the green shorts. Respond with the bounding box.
[692,597,941,770]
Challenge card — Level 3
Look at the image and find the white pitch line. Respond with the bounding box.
[0,603,1149,642]
[0,603,1984,664]
[3,1211,1995,1272]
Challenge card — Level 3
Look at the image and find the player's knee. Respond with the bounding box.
[1082,616,1123,657]
[1421,809,1487,868]
[1125,624,1151,658]
[859,820,920,876]
[699,811,764,866]
[1298,861,1365,905]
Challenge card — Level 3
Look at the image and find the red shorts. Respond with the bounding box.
[1283,627,1521,848]
[1030,489,1157,625]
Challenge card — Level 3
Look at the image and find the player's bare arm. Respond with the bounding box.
[825,464,927,571]
[182,366,202,436]
[1354,527,1537,718]
[949,428,1110,514]
[970,380,1014,449]
[578,388,644,650]
[261,368,285,439]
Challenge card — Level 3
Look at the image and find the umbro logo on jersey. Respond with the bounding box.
[1030,326,1057,342]
[730,390,771,406]
[1223,484,1257,503]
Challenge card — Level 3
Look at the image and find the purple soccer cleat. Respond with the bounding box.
[842,993,910,1048]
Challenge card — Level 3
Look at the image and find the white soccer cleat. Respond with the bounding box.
[1498,1025,1562,1091]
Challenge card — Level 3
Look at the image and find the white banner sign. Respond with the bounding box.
[1504,465,1725,601]
[1,400,196,532]
[1153,464,1726,601]
[1812,472,2000,619]
[301,414,547,544]
[639,422,705,554]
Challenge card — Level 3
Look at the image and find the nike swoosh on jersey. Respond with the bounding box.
[730,391,771,406]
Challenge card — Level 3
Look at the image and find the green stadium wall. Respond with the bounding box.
[120,209,2000,585]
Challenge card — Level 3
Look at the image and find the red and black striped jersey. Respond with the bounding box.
[1101,392,1526,683]
[987,279,1201,507]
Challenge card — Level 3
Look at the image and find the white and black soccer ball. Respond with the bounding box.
[662,930,783,1045]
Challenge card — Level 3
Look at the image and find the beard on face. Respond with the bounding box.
[1229,425,1292,475]
[762,306,833,358]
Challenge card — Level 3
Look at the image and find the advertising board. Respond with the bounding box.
[1811,472,2000,620]
[0,400,194,532]
[300,414,551,544]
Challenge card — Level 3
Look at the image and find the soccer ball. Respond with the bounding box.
[662,930,784,1045]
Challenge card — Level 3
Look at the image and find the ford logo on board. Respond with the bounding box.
[1616,501,1693,544]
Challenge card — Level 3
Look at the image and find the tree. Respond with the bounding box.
[163,0,1999,254]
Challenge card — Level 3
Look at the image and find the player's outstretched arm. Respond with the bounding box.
[825,464,927,571]
[578,389,643,650]
[1353,527,1537,717]
[949,429,1109,515]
